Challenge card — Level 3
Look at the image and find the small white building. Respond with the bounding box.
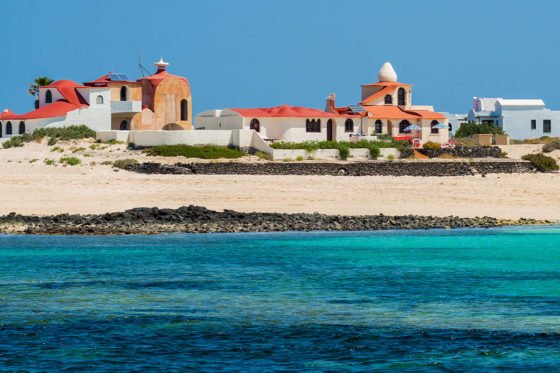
[467,97,560,140]
[196,106,360,142]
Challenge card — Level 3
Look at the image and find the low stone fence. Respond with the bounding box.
[271,147,400,160]
[401,146,503,159]
[125,160,536,177]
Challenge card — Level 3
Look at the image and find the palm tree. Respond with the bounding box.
[28,76,54,108]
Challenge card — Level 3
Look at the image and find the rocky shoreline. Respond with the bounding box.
[0,205,550,235]
[123,160,537,177]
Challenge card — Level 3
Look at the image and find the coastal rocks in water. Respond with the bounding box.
[125,160,536,177]
[0,205,548,235]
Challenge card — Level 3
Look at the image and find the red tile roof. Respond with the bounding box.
[0,109,23,120]
[140,69,190,91]
[363,105,446,120]
[230,105,358,118]
[18,101,84,119]
[43,80,88,106]
[360,86,395,105]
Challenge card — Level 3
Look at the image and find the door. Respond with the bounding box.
[327,119,334,141]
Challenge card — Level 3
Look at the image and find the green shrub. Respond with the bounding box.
[101,160,113,166]
[44,159,55,166]
[59,156,81,166]
[387,154,395,161]
[2,125,95,149]
[47,137,58,146]
[522,153,559,172]
[255,151,272,160]
[423,141,441,150]
[271,139,386,159]
[71,147,86,153]
[296,155,304,161]
[454,122,505,138]
[51,146,64,153]
[2,136,26,149]
[542,141,560,153]
[338,145,350,160]
[113,159,139,169]
[144,145,245,159]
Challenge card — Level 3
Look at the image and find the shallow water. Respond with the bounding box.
[1,227,560,371]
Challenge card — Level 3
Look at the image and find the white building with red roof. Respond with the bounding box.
[196,62,449,145]
[0,58,191,138]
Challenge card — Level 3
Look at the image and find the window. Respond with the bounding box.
[0,123,2,138]
[531,120,537,130]
[96,95,104,105]
[45,90,53,104]
[375,120,383,134]
[431,120,439,134]
[384,94,393,104]
[305,119,321,132]
[180,99,188,121]
[120,86,128,101]
[544,120,552,133]
[18,121,25,134]
[250,118,260,132]
[344,119,354,133]
[6,121,12,135]
[399,120,411,133]
[448,123,452,132]
[398,88,406,106]
[120,120,129,130]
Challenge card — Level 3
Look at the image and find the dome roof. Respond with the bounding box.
[378,62,397,83]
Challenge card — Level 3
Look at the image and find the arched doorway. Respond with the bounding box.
[250,118,260,132]
[45,90,53,104]
[375,120,383,134]
[398,88,406,106]
[120,86,128,101]
[162,123,184,131]
[120,120,129,130]
[19,121,25,134]
[327,119,335,141]
[399,120,411,133]
[180,100,188,121]
[6,121,12,135]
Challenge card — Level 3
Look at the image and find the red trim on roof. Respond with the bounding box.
[360,86,395,105]
[230,105,359,118]
[0,109,23,120]
[140,69,190,91]
[18,101,85,120]
[363,105,446,120]
[43,80,88,105]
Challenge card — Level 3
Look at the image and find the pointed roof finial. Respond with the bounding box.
[154,57,169,71]
[378,62,397,83]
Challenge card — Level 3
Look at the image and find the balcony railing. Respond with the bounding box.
[111,101,141,114]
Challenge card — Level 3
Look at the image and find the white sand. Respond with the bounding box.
[0,140,558,221]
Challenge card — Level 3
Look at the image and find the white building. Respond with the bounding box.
[467,97,560,139]
[196,62,450,145]
[196,106,360,142]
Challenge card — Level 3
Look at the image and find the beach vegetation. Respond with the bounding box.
[113,159,139,169]
[542,141,560,153]
[2,125,95,149]
[143,145,245,159]
[43,159,55,166]
[270,140,386,159]
[454,122,504,138]
[51,146,64,153]
[71,147,86,153]
[59,156,81,166]
[422,141,441,150]
[101,160,113,166]
[296,155,305,161]
[522,153,559,172]
[255,151,272,160]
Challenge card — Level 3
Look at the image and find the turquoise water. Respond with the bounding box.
[1,227,560,371]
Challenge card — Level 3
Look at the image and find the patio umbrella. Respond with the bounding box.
[404,124,422,132]
[432,123,448,129]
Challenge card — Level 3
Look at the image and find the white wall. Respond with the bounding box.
[501,108,560,140]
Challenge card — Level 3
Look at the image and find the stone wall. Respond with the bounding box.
[401,146,503,159]
[126,160,536,177]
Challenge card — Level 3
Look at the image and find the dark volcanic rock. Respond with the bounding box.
[0,205,547,236]
[125,160,536,177]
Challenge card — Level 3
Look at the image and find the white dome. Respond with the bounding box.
[378,62,397,82]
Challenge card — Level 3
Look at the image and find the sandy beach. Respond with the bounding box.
[0,140,558,221]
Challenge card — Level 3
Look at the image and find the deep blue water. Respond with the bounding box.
[1,227,560,371]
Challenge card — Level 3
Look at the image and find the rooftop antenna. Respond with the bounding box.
[138,50,151,77]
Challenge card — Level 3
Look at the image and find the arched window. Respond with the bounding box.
[120,120,129,130]
[399,120,411,133]
[375,120,383,134]
[344,119,354,133]
[384,94,393,105]
[398,88,406,106]
[431,120,439,134]
[120,86,128,101]
[19,121,25,134]
[45,90,53,104]
[96,95,104,105]
[180,99,188,121]
[6,121,12,135]
[250,118,260,132]
[448,123,453,132]
[0,123,2,138]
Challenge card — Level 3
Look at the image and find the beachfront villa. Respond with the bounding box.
[467,97,560,140]
[0,58,192,137]
[196,62,450,145]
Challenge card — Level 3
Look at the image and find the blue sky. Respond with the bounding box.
[0,0,558,115]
